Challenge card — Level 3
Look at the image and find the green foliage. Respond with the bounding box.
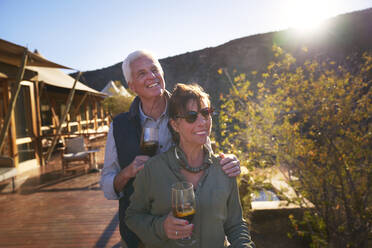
[218,45,372,247]
[102,82,134,118]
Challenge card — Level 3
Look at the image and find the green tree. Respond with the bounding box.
[217,46,372,247]
[102,81,134,118]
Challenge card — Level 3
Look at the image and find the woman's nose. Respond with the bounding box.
[196,114,208,124]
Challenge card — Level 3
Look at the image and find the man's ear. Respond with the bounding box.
[128,81,135,92]
[169,119,179,133]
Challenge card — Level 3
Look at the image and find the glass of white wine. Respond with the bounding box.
[171,181,197,246]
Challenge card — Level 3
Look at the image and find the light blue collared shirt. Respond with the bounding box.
[100,101,173,200]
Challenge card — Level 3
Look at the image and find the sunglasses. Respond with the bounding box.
[176,107,214,123]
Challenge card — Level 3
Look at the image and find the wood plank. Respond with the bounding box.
[0,142,122,247]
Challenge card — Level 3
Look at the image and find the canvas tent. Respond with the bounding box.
[0,38,70,70]
[100,80,131,97]
[0,39,109,168]
[26,66,103,95]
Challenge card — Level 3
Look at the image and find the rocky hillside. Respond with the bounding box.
[73,8,372,105]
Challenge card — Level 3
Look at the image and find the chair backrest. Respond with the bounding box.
[65,137,86,154]
[0,156,14,168]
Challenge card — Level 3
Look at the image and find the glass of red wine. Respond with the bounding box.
[171,181,197,246]
[140,127,159,157]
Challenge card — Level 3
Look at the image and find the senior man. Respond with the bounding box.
[100,50,241,248]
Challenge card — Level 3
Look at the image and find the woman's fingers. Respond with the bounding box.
[163,213,193,239]
[170,224,193,239]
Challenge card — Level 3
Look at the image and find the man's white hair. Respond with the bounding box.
[122,50,163,83]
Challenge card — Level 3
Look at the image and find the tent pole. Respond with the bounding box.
[45,72,82,162]
[0,48,28,152]
[72,92,88,117]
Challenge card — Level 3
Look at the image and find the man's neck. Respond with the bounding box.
[140,94,166,120]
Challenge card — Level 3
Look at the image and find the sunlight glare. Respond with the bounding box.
[284,0,338,31]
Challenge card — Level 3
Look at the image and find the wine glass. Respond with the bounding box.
[171,181,197,246]
[140,127,159,157]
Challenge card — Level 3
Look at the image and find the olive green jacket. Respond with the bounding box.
[125,146,255,248]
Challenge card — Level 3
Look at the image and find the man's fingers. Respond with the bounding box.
[135,164,145,172]
[136,156,150,164]
[219,154,237,166]
[137,155,150,160]
[221,159,239,169]
[133,156,150,168]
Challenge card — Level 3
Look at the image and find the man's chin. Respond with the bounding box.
[143,88,164,98]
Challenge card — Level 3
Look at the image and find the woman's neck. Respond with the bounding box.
[140,94,166,120]
[179,143,204,168]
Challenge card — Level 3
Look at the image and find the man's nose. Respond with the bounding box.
[148,71,157,79]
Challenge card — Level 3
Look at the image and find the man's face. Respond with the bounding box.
[128,55,165,100]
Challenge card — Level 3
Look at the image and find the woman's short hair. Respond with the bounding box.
[121,50,163,83]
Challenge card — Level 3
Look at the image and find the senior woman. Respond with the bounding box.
[125,83,255,248]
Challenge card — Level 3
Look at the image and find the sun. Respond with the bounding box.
[283,0,337,31]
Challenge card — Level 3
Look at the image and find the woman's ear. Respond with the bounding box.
[169,119,179,133]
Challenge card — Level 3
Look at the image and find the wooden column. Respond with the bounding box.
[0,48,28,152]
[49,97,60,135]
[26,82,41,165]
[35,81,45,166]
[77,112,82,134]
[99,103,104,128]
[7,81,18,165]
[0,80,17,159]
[93,99,98,131]
[66,113,71,134]
[85,99,90,134]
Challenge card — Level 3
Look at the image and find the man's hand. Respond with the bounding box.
[219,153,241,177]
[163,212,193,240]
[113,155,149,194]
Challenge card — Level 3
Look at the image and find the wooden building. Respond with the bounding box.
[0,39,109,171]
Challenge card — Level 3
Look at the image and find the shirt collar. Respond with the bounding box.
[129,90,171,120]
[139,97,168,125]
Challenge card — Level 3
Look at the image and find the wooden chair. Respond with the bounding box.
[0,156,17,192]
[60,136,92,173]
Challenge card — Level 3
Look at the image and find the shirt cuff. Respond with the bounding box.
[101,173,124,200]
[154,214,168,241]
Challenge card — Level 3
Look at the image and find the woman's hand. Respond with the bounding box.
[163,212,193,239]
[219,153,241,177]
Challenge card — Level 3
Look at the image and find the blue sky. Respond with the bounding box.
[1,0,371,71]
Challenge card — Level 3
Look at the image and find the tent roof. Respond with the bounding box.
[101,80,131,97]
[0,39,71,69]
[26,66,105,96]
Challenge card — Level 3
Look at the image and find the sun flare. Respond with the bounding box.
[283,0,337,31]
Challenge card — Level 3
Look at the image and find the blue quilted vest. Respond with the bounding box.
[113,96,142,247]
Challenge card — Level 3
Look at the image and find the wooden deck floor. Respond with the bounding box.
[0,139,121,248]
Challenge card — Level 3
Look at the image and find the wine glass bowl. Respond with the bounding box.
[171,182,197,246]
[140,127,159,157]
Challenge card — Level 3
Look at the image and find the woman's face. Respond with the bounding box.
[170,98,212,149]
